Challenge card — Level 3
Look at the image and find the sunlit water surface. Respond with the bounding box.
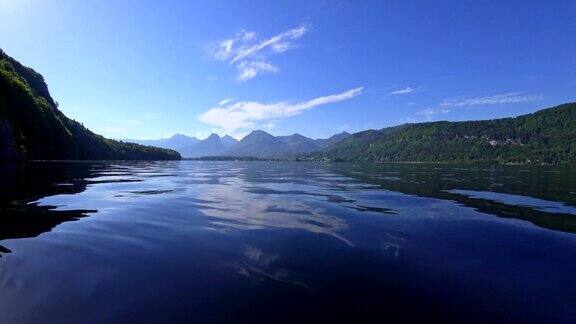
[1,161,575,323]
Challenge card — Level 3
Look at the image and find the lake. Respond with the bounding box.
[1,161,575,323]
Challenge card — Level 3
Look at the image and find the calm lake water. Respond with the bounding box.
[1,161,575,323]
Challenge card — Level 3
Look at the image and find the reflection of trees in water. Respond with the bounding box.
[0,162,99,256]
[331,163,576,234]
[195,161,576,242]
[2,160,575,257]
[0,160,187,256]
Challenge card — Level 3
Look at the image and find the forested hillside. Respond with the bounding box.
[309,103,576,164]
[0,49,180,160]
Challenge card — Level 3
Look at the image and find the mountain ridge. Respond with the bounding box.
[130,130,352,158]
[224,130,292,158]
[178,133,226,158]
[308,103,576,164]
[126,134,200,150]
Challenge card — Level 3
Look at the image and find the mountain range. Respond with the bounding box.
[125,100,576,165]
[127,134,200,150]
[129,102,576,164]
[127,131,352,158]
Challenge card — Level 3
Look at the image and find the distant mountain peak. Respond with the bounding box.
[202,133,221,142]
[221,135,239,148]
[330,131,351,139]
[246,130,274,138]
[313,131,352,149]
[125,133,199,150]
[249,130,269,134]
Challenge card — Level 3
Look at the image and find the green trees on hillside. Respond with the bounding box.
[312,103,576,164]
[0,49,180,160]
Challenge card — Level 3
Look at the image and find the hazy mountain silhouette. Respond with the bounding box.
[277,133,321,153]
[224,130,292,157]
[127,134,199,150]
[137,131,353,158]
[179,133,227,158]
[221,135,239,148]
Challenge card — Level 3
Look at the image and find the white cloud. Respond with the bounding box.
[408,91,543,121]
[398,117,420,124]
[390,86,415,95]
[237,60,279,81]
[219,98,235,106]
[209,26,307,81]
[231,130,250,140]
[199,87,363,135]
[441,92,543,107]
[416,108,451,116]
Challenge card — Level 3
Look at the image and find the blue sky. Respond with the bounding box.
[1,0,575,140]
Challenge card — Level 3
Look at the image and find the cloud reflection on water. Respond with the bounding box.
[195,178,353,246]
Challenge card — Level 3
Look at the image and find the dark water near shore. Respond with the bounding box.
[1,161,576,323]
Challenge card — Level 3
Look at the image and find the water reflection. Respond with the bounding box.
[1,161,576,322]
[2,161,576,254]
[234,245,308,289]
[0,162,97,256]
[447,189,576,215]
[196,180,352,245]
[331,163,576,233]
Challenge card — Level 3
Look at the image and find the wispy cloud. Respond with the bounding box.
[416,108,451,116]
[209,26,307,81]
[218,98,235,106]
[263,121,277,130]
[389,86,415,95]
[411,91,543,121]
[199,87,363,135]
[397,116,420,124]
[441,92,543,107]
[237,60,278,81]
